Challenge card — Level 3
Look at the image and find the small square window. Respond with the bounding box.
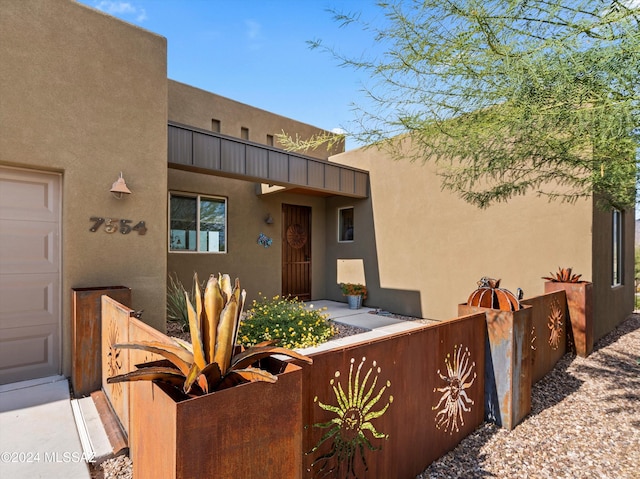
[241,127,249,140]
[266,134,274,146]
[211,119,220,133]
[338,207,354,242]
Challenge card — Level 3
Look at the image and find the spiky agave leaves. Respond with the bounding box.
[542,267,584,283]
[107,272,312,395]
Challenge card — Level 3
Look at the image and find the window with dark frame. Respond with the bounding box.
[612,209,623,286]
[338,207,354,242]
[169,193,227,253]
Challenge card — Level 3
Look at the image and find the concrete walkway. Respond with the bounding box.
[299,300,428,354]
[0,376,91,479]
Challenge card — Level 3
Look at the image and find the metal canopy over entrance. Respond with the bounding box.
[168,122,369,198]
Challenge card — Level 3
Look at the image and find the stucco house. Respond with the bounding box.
[0,0,634,386]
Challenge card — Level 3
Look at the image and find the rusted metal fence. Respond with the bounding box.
[298,313,487,479]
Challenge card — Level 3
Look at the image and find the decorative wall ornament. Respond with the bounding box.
[89,217,147,235]
[547,298,564,350]
[310,356,393,478]
[432,344,476,434]
[257,233,272,248]
[286,223,307,249]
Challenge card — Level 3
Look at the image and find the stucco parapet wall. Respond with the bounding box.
[168,122,369,198]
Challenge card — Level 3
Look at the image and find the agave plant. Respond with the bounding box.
[108,273,312,395]
[542,267,584,283]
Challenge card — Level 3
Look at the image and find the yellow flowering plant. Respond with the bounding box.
[239,294,336,349]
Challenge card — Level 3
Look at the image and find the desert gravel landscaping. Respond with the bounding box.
[93,314,639,479]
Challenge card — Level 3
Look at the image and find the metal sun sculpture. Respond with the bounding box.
[310,356,393,478]
[432,344,477,435]
[548,299,564,350]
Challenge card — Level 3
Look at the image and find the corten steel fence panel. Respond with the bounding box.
[72,286,131,396]
[521,291,568,383]
[544,281,593,357]
[298,313,486,479]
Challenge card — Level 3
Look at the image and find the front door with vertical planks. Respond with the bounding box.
[282,204,311,301]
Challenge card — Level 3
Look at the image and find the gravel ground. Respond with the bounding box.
[92,314,639,479]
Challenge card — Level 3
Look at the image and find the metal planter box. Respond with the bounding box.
[458,304,532,430]
[544,281,593,357]
[130,359,303,479]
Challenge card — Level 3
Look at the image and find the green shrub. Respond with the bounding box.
[239,294,336,349]
[166,273,191,331]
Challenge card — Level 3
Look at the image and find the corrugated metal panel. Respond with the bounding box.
[354,171,368,196]
[289,156,308,185]
[168,123,369,198]
[193,132,220,170]
[246,145,268,178]
[307,161,325,188]
[340,168,355,195]
[324,165,341,191]
[220,138,246,175]
[268,150,288,182]
[168,128,192,165]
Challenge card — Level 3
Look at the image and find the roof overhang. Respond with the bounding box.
[168,122,369,198]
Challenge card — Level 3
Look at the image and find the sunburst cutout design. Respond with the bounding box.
[433,344,476,434]
[548,299,564,350]
[309,356,393,478]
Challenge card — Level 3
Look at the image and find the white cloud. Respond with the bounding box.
[331,128,346,135]
[94,1,147,22]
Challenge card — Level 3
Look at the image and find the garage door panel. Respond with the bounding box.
[0,170,59,222]
[0,325,58,384]
[0,274,59,328]
[0,221,58,274]
[0,166,61,385]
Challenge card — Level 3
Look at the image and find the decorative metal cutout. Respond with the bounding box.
[547,298,564,350]
[106,320,123,400]
[310,356,393,478]
[286,224,307,249]
[433,344,476,434]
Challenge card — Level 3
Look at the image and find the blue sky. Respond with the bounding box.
[78,0,383,150]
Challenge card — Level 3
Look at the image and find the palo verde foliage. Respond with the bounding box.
[280,0,639,210]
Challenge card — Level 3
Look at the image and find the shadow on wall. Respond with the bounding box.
[326,195,423,317]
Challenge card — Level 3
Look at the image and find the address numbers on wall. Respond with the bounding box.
[89,217,147,235]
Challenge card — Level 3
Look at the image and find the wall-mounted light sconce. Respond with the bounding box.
[264,213,274,225]
[110,172,132,199]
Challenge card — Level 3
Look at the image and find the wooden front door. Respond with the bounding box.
[282,204,311,301]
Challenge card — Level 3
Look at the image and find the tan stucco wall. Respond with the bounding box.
[591,206,635,340]
[328,143,595,321]
[168,80,344,160]
[168,168,328,304]
[0,0,168,376]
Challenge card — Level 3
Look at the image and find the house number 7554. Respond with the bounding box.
[89,217,147,235]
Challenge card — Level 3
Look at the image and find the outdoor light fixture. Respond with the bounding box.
[264,213,274,225]
[110,172,132,199]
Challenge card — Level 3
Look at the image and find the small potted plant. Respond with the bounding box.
[340,283,367,310]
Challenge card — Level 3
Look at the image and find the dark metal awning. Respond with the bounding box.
[168,122,369,198]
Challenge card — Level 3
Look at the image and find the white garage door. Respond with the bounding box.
[0,166,61,384]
